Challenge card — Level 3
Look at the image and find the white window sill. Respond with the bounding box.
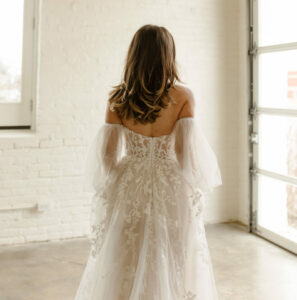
[0,129,37,140]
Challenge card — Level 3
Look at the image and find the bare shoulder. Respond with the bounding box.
[105,101,122,124]
[172,84,194,97]
[171,84,195,119]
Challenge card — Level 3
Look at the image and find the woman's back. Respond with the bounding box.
[106,84,195,138]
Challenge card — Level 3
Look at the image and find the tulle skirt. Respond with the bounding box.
[75,156,219,300]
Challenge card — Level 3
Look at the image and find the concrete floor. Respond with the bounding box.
[0,223,296,300]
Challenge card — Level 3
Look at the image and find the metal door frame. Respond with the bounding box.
[248,0,297,255]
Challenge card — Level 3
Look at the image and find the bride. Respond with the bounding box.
[75,24,222,300]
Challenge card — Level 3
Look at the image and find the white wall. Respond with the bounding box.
[0,0,249,245]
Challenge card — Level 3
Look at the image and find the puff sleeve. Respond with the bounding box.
[83,123,125,193]
[174,117,222,194]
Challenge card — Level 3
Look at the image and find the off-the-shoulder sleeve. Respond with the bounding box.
[174,117,222,194]
[83,123,125,193]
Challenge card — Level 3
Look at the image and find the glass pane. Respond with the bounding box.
[0,0,24,103]
[258,0,297,46]
[258,49,297,109]
[258,175,297,241]
[258,114,297,179]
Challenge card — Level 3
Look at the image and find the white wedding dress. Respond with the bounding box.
[75,116,222,300]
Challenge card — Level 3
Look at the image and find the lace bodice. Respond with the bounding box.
[122,125,176,161]
[83,116,222,195]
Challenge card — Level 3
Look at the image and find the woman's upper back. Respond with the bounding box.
[105,84,195,138]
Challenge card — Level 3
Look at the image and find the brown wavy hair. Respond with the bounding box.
[108,24,183,125]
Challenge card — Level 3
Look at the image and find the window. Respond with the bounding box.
[0,0,40,129]
[249,0,297,254]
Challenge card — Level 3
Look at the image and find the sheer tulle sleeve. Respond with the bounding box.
[83,123,124,193]
[174,117,222,194]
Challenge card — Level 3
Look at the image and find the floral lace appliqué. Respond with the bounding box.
[75,126,218,300]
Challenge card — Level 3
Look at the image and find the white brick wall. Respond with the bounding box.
[0,0,247,245]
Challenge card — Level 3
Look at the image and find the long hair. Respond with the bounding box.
[108,24,183,125]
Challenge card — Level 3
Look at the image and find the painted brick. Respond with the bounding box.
[14,139,40,149]
[63,138,86,146]
[39,139,63,148]
[39,170,62,178]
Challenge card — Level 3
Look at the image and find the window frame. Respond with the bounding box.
[0,0,41,129]
[248,0,297,254]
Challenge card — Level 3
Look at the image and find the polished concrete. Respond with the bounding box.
[0,223,296,300]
